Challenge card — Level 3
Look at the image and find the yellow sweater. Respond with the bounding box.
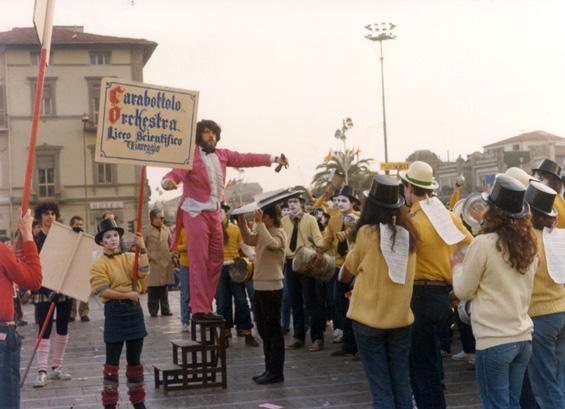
[321,213,356,267]
[529,229,565,317]
[410,200,473,283]
[223,223,241,262]
[554,194,565,228]
[176,227,189,267]
[345,225,417,329]
[281,214,324,259]
[90,253,149,304]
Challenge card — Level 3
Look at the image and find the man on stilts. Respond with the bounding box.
[162,119,288,320]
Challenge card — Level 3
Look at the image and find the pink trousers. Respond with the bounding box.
[183,210,224,314]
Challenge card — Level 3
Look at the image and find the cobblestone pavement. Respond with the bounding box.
[18,291,480,409]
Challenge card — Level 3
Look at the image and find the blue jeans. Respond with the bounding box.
[179,266,191,325]
[353,321,413,409]
[215,265,253,330]
[528,312,565,409]
[409,285,451,409]
[476,340,532,409]
[0,327,22,409]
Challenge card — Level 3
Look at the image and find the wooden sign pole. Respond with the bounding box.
[132,166,146,287]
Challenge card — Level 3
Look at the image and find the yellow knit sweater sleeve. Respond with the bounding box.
[90,257,111,295]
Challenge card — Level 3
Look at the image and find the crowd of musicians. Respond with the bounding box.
[1,119,564,409]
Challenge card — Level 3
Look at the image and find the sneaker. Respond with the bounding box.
[33,371,47,388]
[452,351,474,362]
[308,339,324,352]
[80,315,90,322]
[285,339,304,350]
[245,334,260,347]
[181,323,190,333]
[332,328,343,338]
[49,367,72,380]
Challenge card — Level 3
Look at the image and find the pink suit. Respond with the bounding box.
[164,148,272,314]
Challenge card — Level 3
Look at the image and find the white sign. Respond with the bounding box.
[380,224,410,284]
[33,0,56,65]
[39,222,101,302]
[543,227,565,284]
[420,196,465,245]
[96,78,199,169]
[90,201,124,210]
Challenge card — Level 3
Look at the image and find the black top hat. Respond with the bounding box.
[365,175,405,209]
[532,159,562,180]
[525,181,557,217]
[95,218,124,245]
[331,185,360,204]
[481,175,529,219]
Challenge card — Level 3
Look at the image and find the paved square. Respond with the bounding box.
[18,292,480,409]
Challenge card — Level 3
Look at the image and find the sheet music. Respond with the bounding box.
[543,227,565,284]
[380,224,410,284]
[420,197,465,245]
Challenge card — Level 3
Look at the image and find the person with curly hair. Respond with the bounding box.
[453,175,538,409]
[32,201,74,388]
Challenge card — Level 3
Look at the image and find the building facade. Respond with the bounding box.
[430,130,565,198]
[0,26,157,237]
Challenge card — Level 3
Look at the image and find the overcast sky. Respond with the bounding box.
[4,0,565,203]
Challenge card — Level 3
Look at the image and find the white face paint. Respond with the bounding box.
[287,199,302,217]
[281,208,290,217]
[335,195,352,214]
[102,230,120,251]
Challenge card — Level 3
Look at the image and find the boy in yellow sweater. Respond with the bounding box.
[90,219,150,409]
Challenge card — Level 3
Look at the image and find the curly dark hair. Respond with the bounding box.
[481,207,537,274]
[353,200,417,252]
[196,119,221,145]
[34,201,60,222]
[530,209,556,231]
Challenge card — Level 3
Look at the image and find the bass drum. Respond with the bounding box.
[292,246,335,282]
[228,257,254,283]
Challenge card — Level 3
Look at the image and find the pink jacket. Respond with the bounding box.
[163,147,272,203]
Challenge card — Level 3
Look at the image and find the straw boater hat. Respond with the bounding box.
[95,218,124,245]
[481,174,529,219]
[525,181,557,217]
[504,167,538,188]
[365,174,405,209]
[399,161,439,190]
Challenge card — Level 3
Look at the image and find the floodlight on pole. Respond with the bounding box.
[365,22,395,173]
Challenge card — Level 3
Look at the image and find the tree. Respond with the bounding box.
[310,118,375,195]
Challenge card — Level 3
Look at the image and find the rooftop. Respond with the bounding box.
[484,130,565,149]
[0,26,157,63]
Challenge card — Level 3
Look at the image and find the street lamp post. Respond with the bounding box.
[81,115,90,229]
[365,22,396,174]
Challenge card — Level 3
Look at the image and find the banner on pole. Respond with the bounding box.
[95,78,199,169]
[39,222,102,303]
[33,0,55,65]
[380,161,411,172]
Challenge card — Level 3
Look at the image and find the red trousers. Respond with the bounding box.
[183,210,224,314]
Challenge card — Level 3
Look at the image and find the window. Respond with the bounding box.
[513,144,520,151]
[0,82,6,128]
[30,50,54,65]
[87,79,102,124]
[30,79,56,116]
[97,163,113,184]
[89,51,111,65]
[38,167,55,197]
[35,145,61,199]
